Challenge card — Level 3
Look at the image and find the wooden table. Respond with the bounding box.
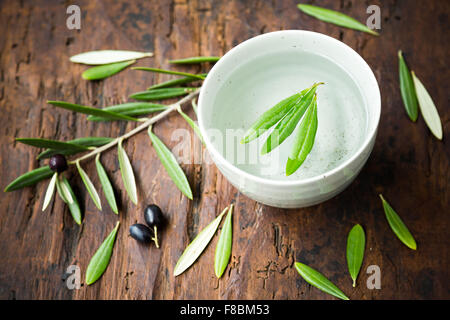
[0,0,448,300]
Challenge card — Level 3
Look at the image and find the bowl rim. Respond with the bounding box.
[197,30,381,187]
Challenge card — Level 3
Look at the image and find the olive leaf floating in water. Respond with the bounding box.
[174,207,227,276]
[295,262,349,300]
[241,83,323,175]
[379,194,417,250]
[297,3,379,36]
[85,221,120,285]
[346,224,365,287]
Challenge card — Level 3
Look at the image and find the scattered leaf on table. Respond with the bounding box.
[70,50,152,65]
[297,4,379,36]
[174,208,227,276]
[411,72,443,140]
[295,262,349,300]
[398,50,418,122]
[82,60,136,80]
[346,224,365,287]
[379,194,417,250]
[148,127,193,200]
[214,205,233,278]
[85,221,120,285]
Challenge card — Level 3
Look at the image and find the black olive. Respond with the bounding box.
[144,205,164,248]
[144,204,163,228]
[129,223,153,244]
[49,154,68,173]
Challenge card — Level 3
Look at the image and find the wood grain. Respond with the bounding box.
[0,0,448,300]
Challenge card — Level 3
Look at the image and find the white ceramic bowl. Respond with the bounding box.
[198,30,380,208]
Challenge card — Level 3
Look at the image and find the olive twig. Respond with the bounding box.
[68,89,200,165]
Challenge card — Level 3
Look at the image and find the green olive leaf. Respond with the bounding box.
[37,137,113,159]
[297,4,379,36]
[129,88,197,101]
[169,56,220,64]
[70,50,152,65]
[4,166,54,192]
[240,90,306,144]
[295,262,349,300]
[82,60,136,80]
[59,177,82,225]
[379,194,417,250]
[411,72,443,140]
[398,51,418,122]
[55,175,73,204]
[346,224,365,287]
[176,105,204,144]
[174,208,227,276]
[95,154,118,214]
[117,139,138,205]
[47,101,139,122]
[85,221,120,285]
[148,127,193,200]
[76,161,102,211]
[147,74,207,90]
[16,138,91,152]
[285,96,318,175]
[42,172,58,211]
[214,204,233,278]
[87,103,167,121]
[132,67,206,80]
[262,84,320,155]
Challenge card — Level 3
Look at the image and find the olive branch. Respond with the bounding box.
[5,50,218,224]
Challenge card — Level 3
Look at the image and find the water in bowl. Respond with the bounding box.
[206,50,368,181]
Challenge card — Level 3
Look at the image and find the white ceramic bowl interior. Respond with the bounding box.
[198,30,381,208]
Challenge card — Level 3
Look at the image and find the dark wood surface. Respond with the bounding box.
[0,0,448,300]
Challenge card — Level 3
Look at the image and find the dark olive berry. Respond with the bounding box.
[144,204,163,228]
[129,224,152,244]
[49,154,68,173]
